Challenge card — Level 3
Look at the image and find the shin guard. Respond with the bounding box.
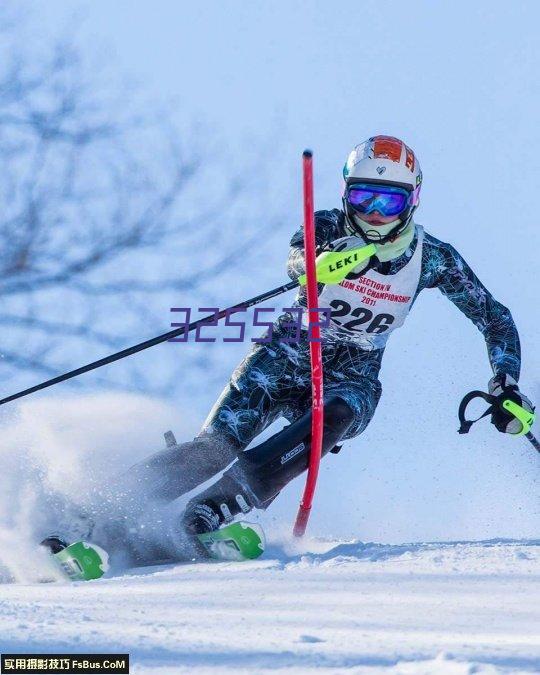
[181,397,355,534]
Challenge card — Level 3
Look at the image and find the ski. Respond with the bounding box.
[53,541,110,581]
[48,521,265,581]
[196,521,265,561]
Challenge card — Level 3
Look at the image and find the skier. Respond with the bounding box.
[125,134,534,543]
[43,135,534,562]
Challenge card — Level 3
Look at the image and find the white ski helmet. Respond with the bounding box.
[343,135,422,243]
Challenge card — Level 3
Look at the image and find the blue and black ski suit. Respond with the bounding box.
[132,209,521,534]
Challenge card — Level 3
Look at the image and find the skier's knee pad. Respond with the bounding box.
[229,396,355,503]
[241,395,354,467]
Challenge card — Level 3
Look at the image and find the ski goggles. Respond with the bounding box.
[346,183,412,218]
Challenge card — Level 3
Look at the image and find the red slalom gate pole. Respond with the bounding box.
[293,150,324,537]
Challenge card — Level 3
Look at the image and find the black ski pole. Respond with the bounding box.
[525,431,540,453]
[0,241,377,407]
[0,280,299,407]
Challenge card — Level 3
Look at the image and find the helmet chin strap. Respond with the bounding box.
[342,196,416,245]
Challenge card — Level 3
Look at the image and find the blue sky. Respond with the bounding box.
[38,0,540,212]
[32,1,540,326]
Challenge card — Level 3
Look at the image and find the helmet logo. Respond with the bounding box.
[376,166,386,175]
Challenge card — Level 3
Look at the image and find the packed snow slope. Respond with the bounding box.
[0,394,538,673]
[1,539,539,674]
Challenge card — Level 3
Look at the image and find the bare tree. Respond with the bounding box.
[0,12,288,399]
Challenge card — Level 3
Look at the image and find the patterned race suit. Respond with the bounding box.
[202,209,520,450]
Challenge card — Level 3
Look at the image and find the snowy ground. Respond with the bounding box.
[1,538,539,674]
[0,395,538,673]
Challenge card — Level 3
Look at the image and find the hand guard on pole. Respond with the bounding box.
[458,385,539,454]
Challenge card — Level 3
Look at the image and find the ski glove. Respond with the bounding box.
[488,374,535,435]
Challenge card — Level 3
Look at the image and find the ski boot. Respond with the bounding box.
[40,535,69,554]
[180,473,267,562]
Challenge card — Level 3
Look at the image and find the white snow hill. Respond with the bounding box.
[1,538,538,674]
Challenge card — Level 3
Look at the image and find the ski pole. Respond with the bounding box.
[524,431,540,453]
[0,239,375,407]
[0,280,299,407]
[458,389,539,454]
[293,150,324,537]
